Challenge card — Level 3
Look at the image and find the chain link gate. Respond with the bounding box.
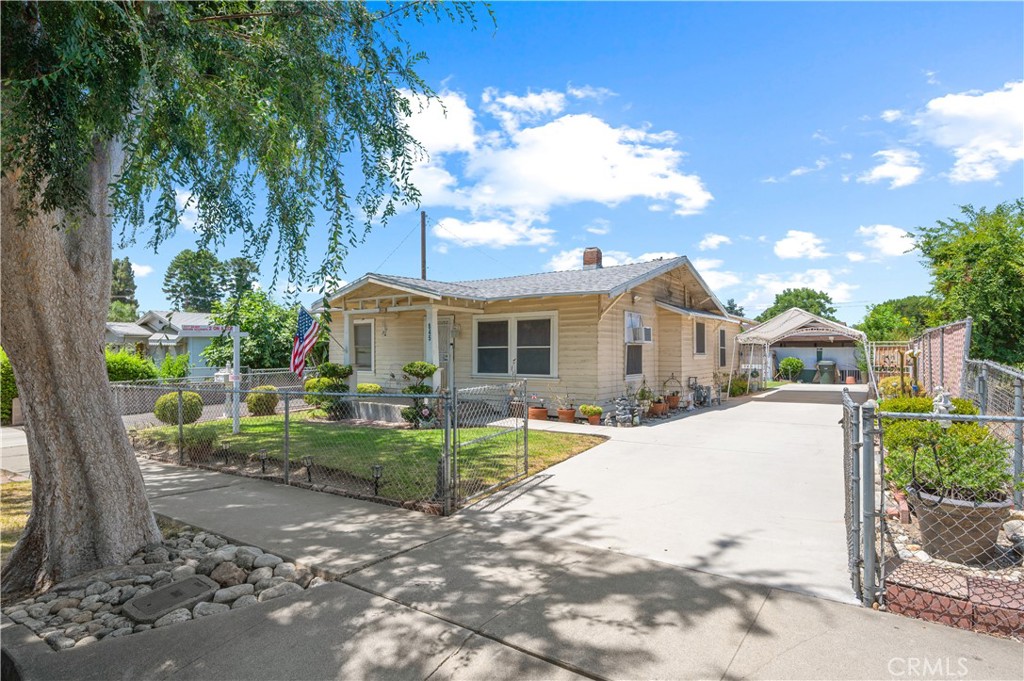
[841,390,864,599]
[450,381,528,508]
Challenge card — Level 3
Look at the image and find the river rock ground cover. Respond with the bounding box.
[1,527,327,651]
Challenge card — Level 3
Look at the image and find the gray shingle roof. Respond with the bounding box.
[105,322,150,337]
[358,256,689,302]
[150,311,216,328]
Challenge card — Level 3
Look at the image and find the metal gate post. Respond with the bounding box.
[522,381,529,475]
[861,400,878,606]
[850,403,862,598]
[177,389,185,466]
[1014,378,1023,510]
[979,365,989,415]
[442,392,452,516]
[283,394,290,485]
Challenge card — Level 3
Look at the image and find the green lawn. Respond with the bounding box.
[138,411,604,501]
[1,481,32,568]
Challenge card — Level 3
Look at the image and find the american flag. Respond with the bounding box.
[290,307,321,377]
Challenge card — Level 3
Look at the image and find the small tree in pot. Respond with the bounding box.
[887,432,1017,565]
[579,404,603,426]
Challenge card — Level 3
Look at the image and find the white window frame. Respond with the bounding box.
[694,320,707,356]
[472,312,558,378]
[352,319,374,371]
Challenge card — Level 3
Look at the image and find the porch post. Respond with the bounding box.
[425,306,440,390]
[340,311,351,365]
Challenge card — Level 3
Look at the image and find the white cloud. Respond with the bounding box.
[482,88,567,133]
[912,80,1024,182]
[924,70,940,85]
[773,230,829,260]
[812,130,833,144]
[544,248,678,272]
[857,224,914,257]
[567,84,616,101]
[698,233,732,251]
[175,189,198,230]
[743,269,858,313]
[690,258,741,290]
[845,252,866,263]
[404,86,712,249]
[790,158,829,177]
[857,149,923,188]
[433,216,555,249]
[130,263,154,278]
[585,219,611,235]
[403,90,477,154]
[880,109,903,123]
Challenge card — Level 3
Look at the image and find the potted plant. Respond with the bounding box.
[635,383,654,416]
[649,395,668,416]
[665,390,681,410]
[579,404,603,425]
[527,394,548,421]
[887,431,1017,564]
[554,393,576,423]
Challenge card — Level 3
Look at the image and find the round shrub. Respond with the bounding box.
[877,376,912,399]
[106,349,158,382]
[728,378,749,397]
[303,377,351,419]
[154,391,203,425]
[356,383,383,394]
[402,361,438,381]
[317,363,353,380]
[246,385,279,416]
[578,404,603,417]
[778,357,804,381]
[401,384,433,396]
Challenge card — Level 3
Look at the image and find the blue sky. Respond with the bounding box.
[117,2,1024,323]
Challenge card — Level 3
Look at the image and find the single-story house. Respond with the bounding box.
[735,307,868,384]
[319,247,747,412]
[105,311,237,374]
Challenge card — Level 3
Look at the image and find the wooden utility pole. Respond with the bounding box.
[420,211,427,280]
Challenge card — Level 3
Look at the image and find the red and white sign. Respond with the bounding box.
[181,324,230,332]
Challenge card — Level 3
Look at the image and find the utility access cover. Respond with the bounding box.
[123,575,219,624]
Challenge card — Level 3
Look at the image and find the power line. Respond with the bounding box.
[373,221,419,273]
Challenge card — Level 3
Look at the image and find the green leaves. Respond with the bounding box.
[3,1,488,292]
[913,200,1024,365]
[756,288,838,323]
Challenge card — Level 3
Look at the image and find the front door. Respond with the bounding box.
[437,316,454,390]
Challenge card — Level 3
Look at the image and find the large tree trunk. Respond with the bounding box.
[0,140,161,594]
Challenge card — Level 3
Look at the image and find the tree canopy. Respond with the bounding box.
[202,290,307,369]
[3,1,489,292]
[724,298,745,317]
[162,249,226,312]
[856,295,937,341]
[111,257,138,309]
[914,200,1024,365]
[755,288,838,323]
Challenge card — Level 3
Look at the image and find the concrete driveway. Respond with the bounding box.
[465,384,869,604]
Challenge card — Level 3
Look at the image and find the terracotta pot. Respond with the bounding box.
[649,402,667,416]
[845,376,856,385]
[666,395,681,410]
[557,408,576,423]
[908,487,1012,564]
[528,406,549,421]
[587,414,602,426]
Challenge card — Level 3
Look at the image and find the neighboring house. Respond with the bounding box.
[736,307,867,383]
[320,248,747,411]
[104,322,151,352]
[105,311,235,373]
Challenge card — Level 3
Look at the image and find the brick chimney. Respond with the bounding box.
[583,247,603,270]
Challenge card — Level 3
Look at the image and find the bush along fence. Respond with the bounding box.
[121,380,529,516]
[842,369,1024,640]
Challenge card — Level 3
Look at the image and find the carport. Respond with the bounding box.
[732,307,875,389]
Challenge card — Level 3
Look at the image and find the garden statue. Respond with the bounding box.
[931,386,953,429]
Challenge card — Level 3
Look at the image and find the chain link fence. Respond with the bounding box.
[118,379,528,515]
[913,319,972,398]
[452,382,528,505]
[841,390,863,599]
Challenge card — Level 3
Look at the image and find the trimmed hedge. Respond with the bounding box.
[0,347,17,425]
[106,349,158,382]
[316,363,353,380]
[356,383,383,394]
[303,377,350,419]
[246,385,279,416]
[154,391,203,425]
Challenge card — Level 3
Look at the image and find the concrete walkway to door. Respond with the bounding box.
[465,383,869,604]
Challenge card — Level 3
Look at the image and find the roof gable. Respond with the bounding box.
[737,307,865,345]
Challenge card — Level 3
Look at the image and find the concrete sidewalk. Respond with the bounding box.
[7,460,1019,681]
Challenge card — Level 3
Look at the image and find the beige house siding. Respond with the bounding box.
[325,261,745,410]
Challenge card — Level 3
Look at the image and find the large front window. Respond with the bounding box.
[474,314,556,377]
